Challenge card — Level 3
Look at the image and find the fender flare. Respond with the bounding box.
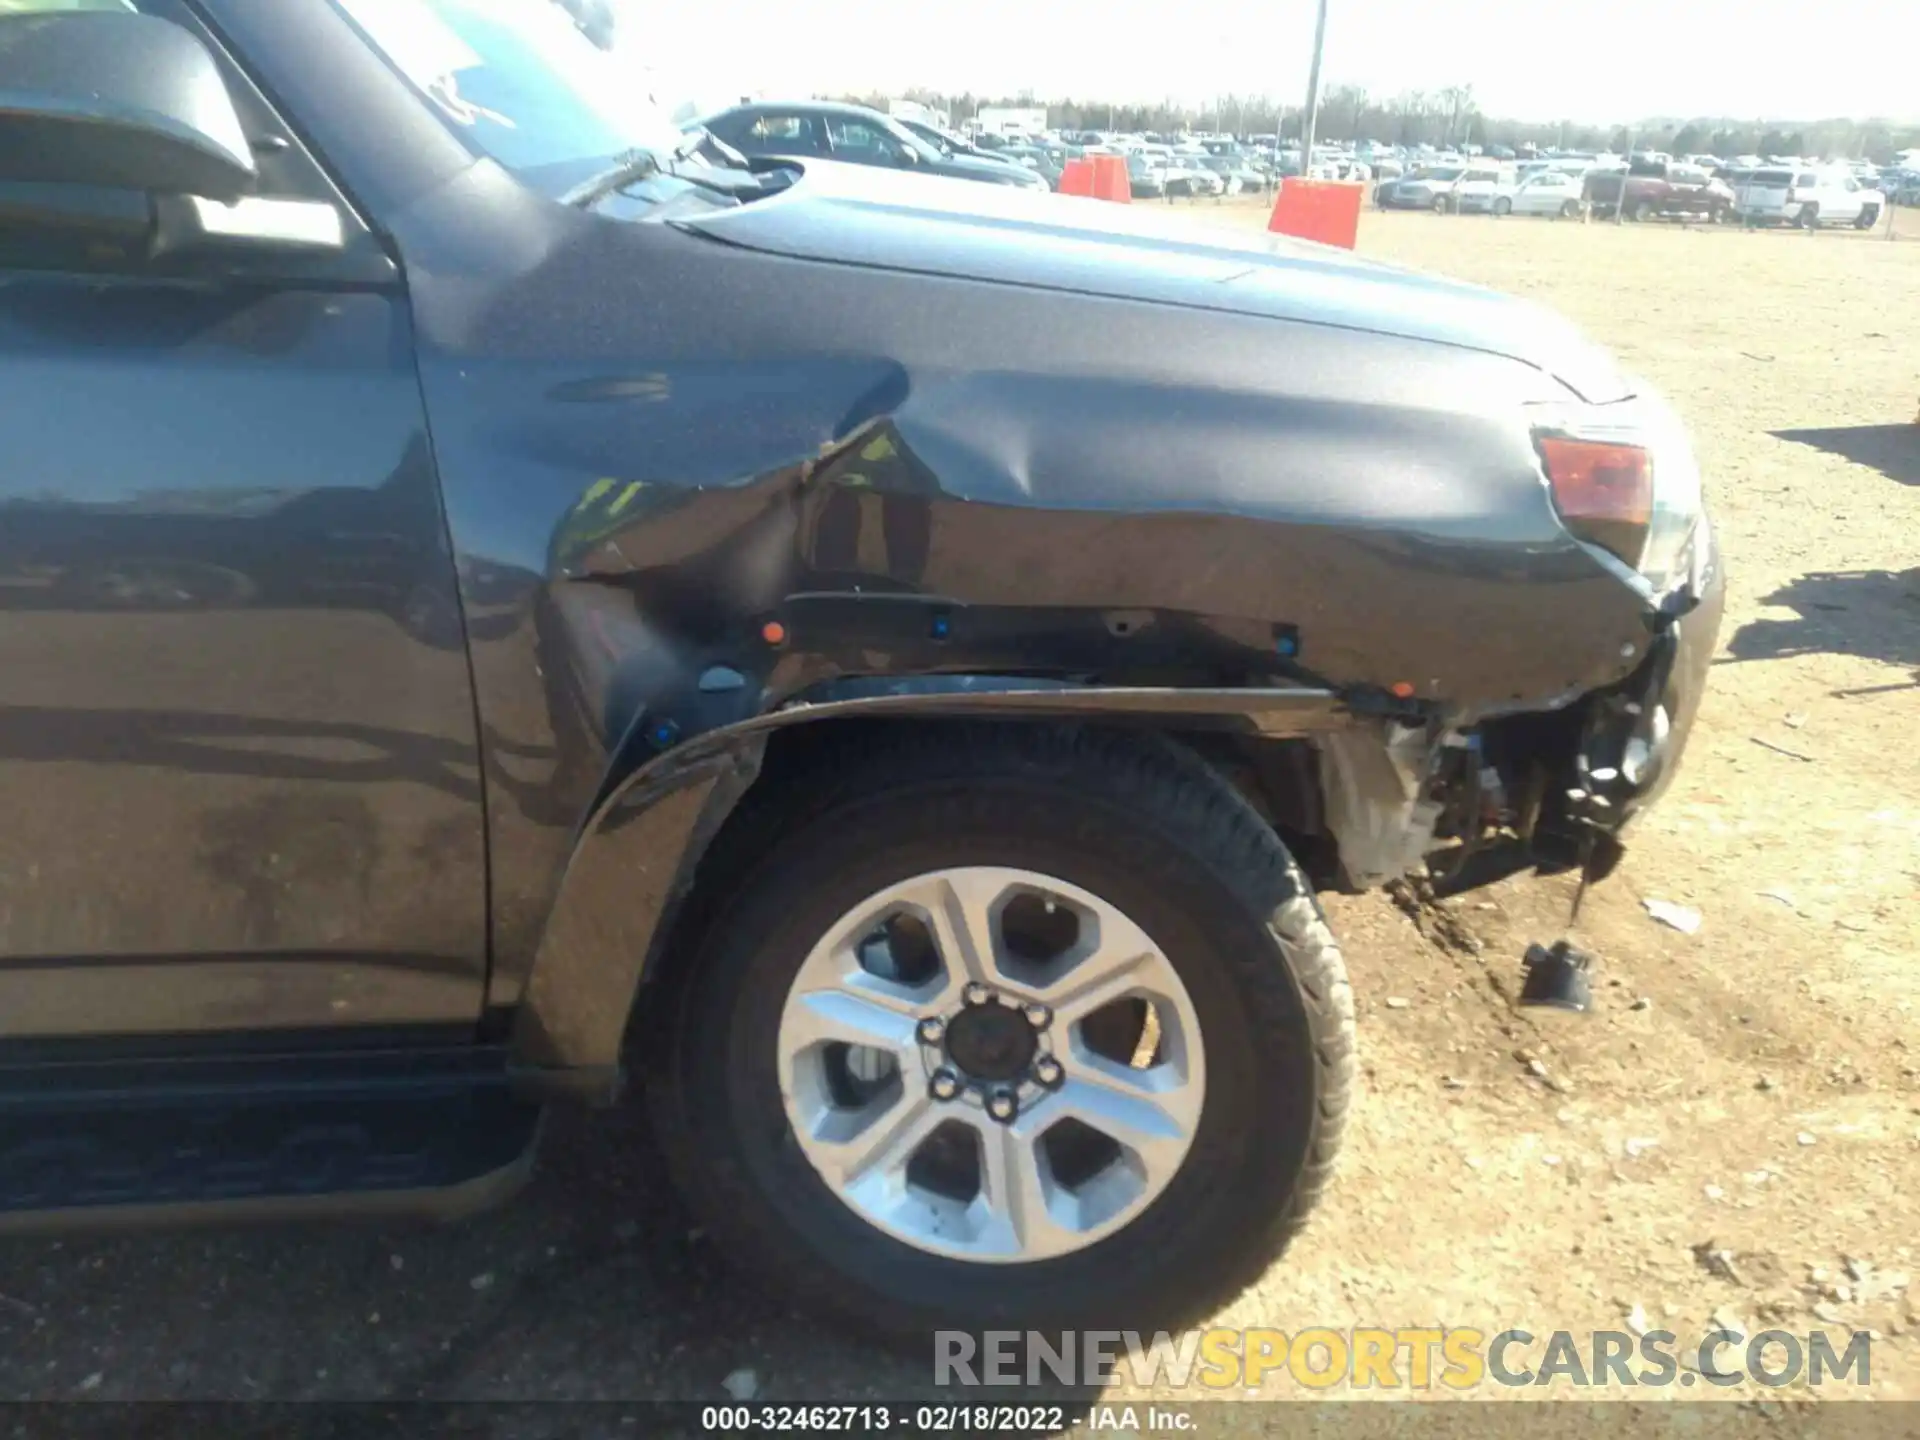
[504,678,1352,1098]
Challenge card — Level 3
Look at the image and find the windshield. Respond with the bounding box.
[327,0,681,197]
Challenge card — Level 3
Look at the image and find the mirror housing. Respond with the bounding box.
[0,11,255,202]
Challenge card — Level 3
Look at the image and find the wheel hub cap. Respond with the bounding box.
[775,866,1207,1264]
[943,1002,1037,1082]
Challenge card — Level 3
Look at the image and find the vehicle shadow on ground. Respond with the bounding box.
[1771,425,1920,486]
[1724,568,1920,681]
[0,1101,1100,1414]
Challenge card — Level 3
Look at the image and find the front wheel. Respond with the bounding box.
[1492,197,1512,216]
[1432,193,1449,212]
[1560,198,1582,219]
[1798,203,1820,230]
[1855,205,1880,230]
[649,725,1354,1340]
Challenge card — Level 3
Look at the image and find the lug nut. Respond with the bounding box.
[929,1069,962,1102]
[1023,1002,1052,1030]
[1033,1055,1064,1088]
[917,1017,946,1046]
[986,1089,1018,1123]
[962,982,994,1007]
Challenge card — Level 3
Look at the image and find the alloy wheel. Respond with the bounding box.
[776,866,1205,1263]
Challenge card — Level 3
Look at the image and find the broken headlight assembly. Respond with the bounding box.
[1528,386,1704,597]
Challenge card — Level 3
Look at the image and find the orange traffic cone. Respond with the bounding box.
[1090,154,1132,204]
[1267,177,1363,248]
[1058,157,1096,198]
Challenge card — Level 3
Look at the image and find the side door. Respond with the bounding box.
[0,2,489,1042]
[1836,176,1865,223]
[823,115,916,172]
[1513,175,1552,214]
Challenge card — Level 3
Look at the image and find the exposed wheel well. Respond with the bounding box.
[627,718,1337,1045]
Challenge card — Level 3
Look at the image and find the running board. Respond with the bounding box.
[0,1045,539,1233]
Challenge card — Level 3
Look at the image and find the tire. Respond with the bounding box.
[1628,199,1651,222]
[1855,205,1880,230]
[1798,204,1820,230]
[648,723,1354,1343]
[1560,199,1581,219]
[1432,192,1448,212]
[1493,197,1512,216]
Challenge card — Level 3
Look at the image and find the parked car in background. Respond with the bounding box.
[995,143,1067,189]
[1164,155,1224,197]
[1126,152,1168,197]
[895,117,1033,175]
[1198,154,1267,194]
[1733,167,1884,228]
[1501,169,1587,217]
[1586,162,1734,222]
[1376,165,1466,209]
[1450,166,1510,214]
[700,101,1049,190]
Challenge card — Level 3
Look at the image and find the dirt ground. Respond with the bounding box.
[1144,200,1920,1410]
[0,203,1913,1432]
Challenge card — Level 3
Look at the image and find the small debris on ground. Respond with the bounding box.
[1643,899,1702,934]
[1386,875,1485,956]
[722,1369,760,1402]
[1630,996,1652,1011]
[1625,1302,1650,1336]
[1625,1137,1659,1159]
[1751,736,1815,763]
[1384,996,1411,1010]
[1693,1241,1743,1284]
[470,1272,495,1292]
[1758,889,1798,910]
[1797,1131,1818,1147]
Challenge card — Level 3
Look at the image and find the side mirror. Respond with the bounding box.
[0,11,255,202]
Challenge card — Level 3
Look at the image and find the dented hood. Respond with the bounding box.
[677,160,1635,404]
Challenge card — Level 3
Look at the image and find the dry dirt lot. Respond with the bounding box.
[0,203,1913,1435]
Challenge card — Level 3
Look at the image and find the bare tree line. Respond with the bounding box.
[863,84,1920,161]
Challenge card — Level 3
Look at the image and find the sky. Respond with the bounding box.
[622,0,1920,128]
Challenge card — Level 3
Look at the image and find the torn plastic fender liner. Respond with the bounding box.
[505,680,1351,1097]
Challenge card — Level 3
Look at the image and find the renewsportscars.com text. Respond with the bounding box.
[934,1326,1873,1390]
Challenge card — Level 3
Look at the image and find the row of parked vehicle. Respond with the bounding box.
[1377,154,1900,230]
[689,103,1290,200]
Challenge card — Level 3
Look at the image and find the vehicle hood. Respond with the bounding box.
[937,154,1034,183]
[679,160,1635,402]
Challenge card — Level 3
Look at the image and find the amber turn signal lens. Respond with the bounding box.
[1538,436,1653,569]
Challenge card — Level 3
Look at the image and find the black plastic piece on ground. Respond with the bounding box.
[1519,940,1594,1014]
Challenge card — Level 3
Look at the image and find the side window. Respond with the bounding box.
[826,117,902,162]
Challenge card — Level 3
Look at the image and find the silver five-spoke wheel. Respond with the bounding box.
[777,866,1205,1263]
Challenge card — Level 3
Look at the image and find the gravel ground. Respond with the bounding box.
[0,202,1914,1433]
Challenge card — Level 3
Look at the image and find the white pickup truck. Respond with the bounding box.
[1733,166,1884,229]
